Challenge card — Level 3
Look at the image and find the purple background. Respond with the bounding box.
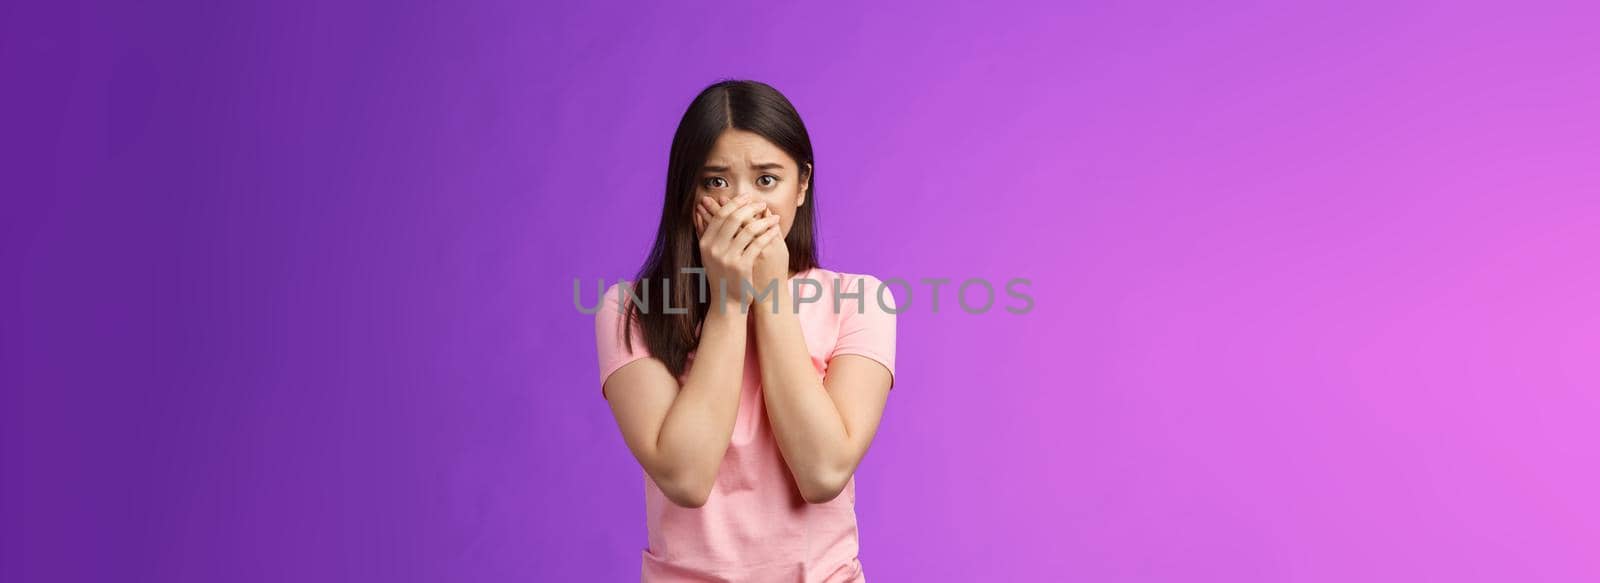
[5,1,1598,581]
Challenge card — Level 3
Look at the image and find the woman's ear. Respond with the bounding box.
[798,162,812,207]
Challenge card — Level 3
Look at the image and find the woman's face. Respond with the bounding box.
[697,129,810,236]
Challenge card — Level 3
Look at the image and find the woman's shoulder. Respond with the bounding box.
[600,280,634,299]
[800,267,896,310]
[593,280,644,324]
[802,267,886,289]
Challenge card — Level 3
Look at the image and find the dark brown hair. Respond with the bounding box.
[623,79,820,377]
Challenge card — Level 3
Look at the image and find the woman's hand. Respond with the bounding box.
[749,214,789,300]
[697,196,790,313]
[694,194,782,311]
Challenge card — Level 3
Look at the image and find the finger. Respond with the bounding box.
[698,196,717,221]
[712,194,751,220]
[742,221,783,258]
[694,211,704,237]
[712,199,767,244]
[703,195,748,237]
[730,214,778,252]
[713,202,730,225]
[712,201,763,246]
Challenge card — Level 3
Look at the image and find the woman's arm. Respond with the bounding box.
[603,196,781,507]
[752,284,893,504]
[604,308,748,508]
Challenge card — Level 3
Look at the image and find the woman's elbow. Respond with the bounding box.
[797,470,850,504]
[654,470,714,508]
[665,486,712,508]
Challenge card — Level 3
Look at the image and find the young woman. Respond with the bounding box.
[593,80,897,582]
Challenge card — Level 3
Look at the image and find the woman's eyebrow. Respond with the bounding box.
[701,162,787,172]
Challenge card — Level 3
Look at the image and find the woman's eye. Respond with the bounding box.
[757,175,779,187]
[703,177,728,189]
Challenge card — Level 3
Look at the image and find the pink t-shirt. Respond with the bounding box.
[594,267,897,583]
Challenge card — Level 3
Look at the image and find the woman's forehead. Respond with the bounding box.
[704,130,788,168]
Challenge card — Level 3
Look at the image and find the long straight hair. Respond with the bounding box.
[623,79,820,378]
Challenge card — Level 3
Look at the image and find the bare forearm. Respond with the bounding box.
[653,309,746,495]
[754,288,851,500]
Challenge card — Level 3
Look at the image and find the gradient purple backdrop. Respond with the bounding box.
[5,1,1598,581]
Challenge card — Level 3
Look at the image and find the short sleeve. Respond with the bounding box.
[828,274,898,387]
[594,281,652,400]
